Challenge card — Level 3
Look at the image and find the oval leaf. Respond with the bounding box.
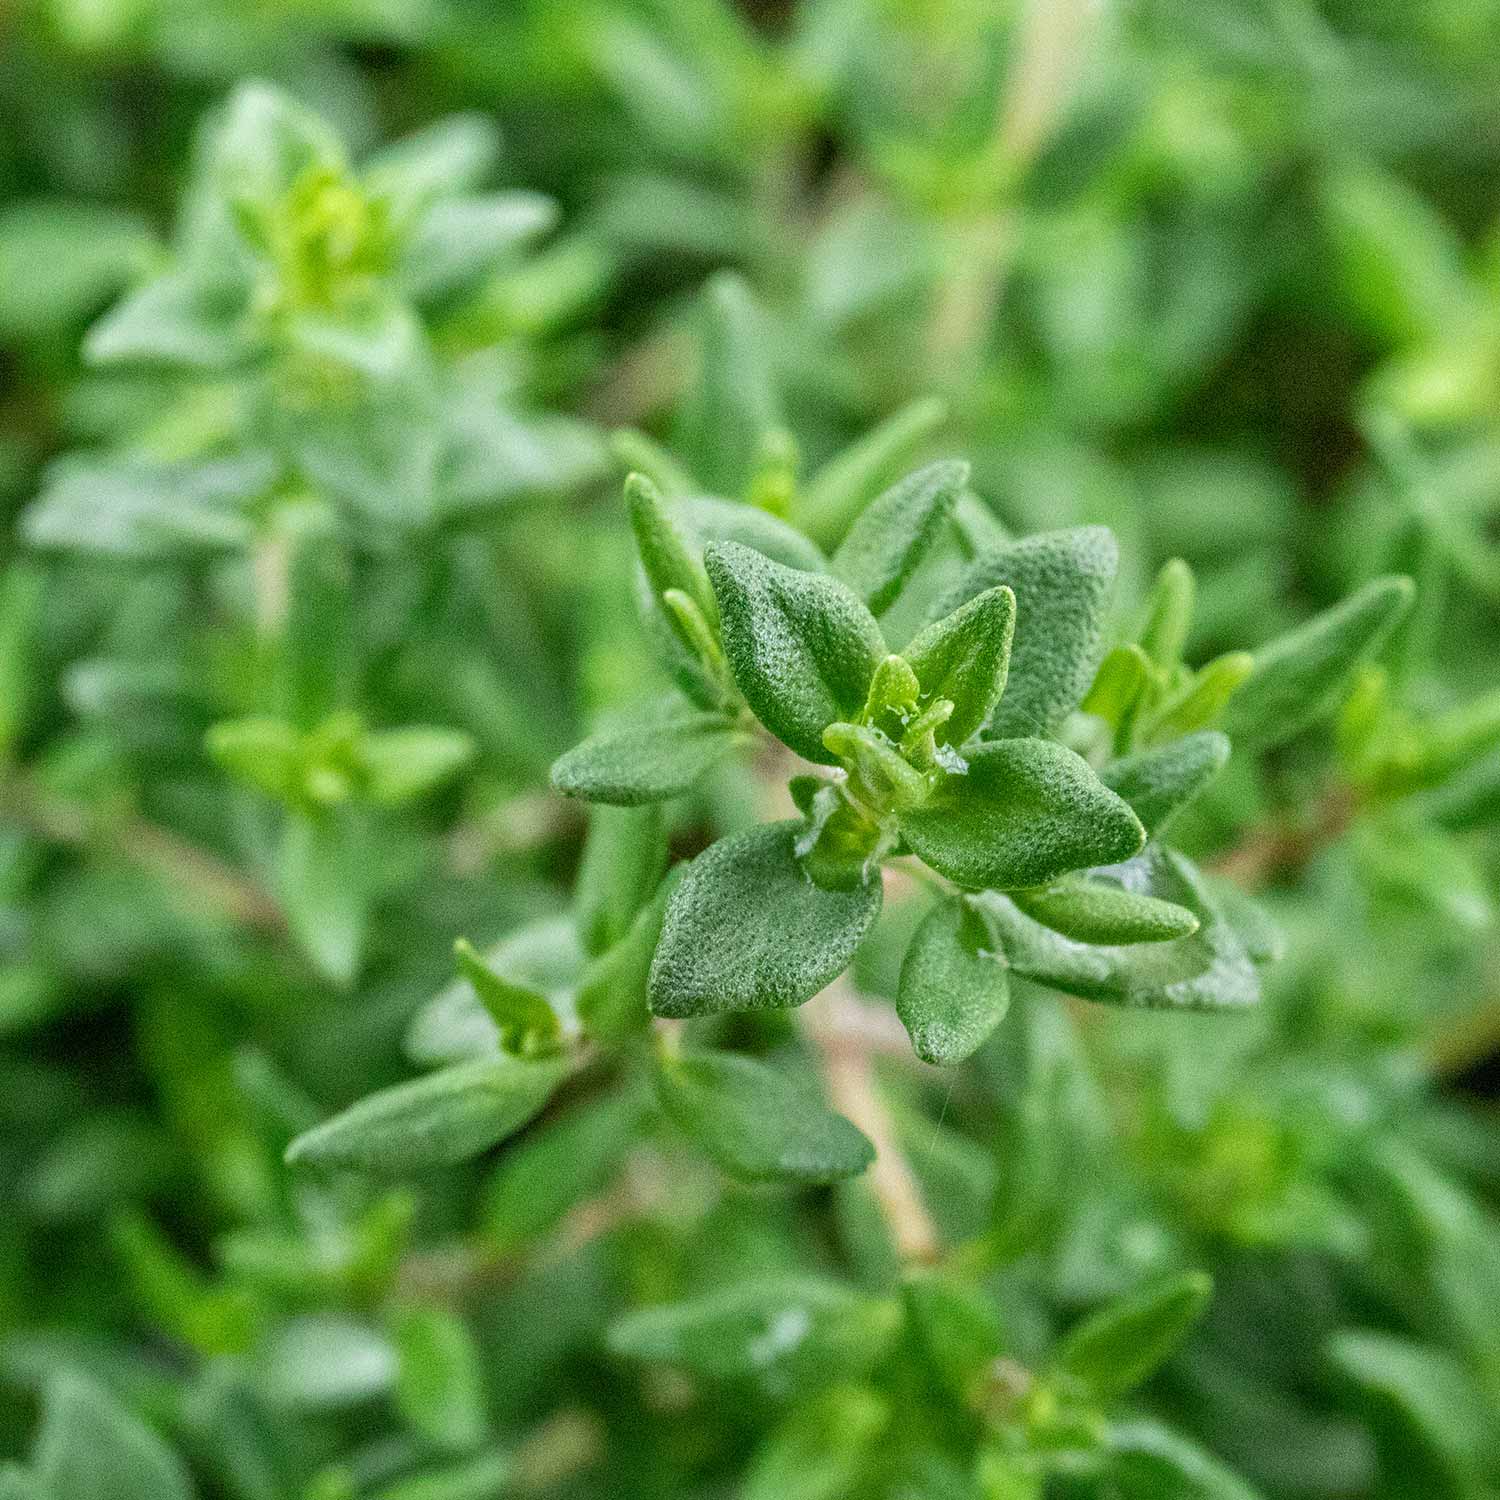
[1011,876,1200,945]
[1101,731,1230,837]
[902,585,1016,748]
[649,822,882,1016]
[656,1049,874,1184]
[706,542,886,764]
[1053,1270,1212,1399]
[551,711,742,805]
[897,897,1010,1065]
[898,739,1144,891]
[285,1053,567,1175]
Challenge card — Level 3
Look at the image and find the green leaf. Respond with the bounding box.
[607,1277,900,1393]
[1137,559,1196,670]
[483,1079,651,1251]
[1144,652,1254,742]
[903,1272,1004,1404]
[1053,1270,1212,1398]
[898,740,1144,891]
[707,542,886,764]
[1011,876,1200,945]
[206,717,301,802]
[574,804,668,955]
[627,472,716,629]
[369,1453,513,1500]
[684,495,827,573]
[453,940,561,1057]
[649,823,882,1016]
[674,272,783,496]
[551,711,742,805]
[655,1049,873,1184]
[831,459,967,613]
[33,1371,195,1500]
[279,812,369,987]
[0,1465,47,1500]
[795,396,949,547]
[392,1305,488,1452]
[1221,576,1415,750]
[972,849,1262,1011]
[361,727,475,806]
[1100,732,1230,837]
[285,1054,567,1175]
[743,1386,888,1500]
[927,527,1118,739]
[897,896,1010,1065]
[1105,1422,1265,1500]
[575,872,679,1041]
[902,585,1016,748]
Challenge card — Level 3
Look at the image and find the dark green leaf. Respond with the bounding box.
[649,823,882,1016]
[897,896,1010,1065]
[551,711,743,805]
[898,739,1144,891]
[1101,732,1230,836]
[285,1054,567,1175]
[655,1049,873,1184]
[928,527,1118,738]
[831,459,967,613]
[707,541,886,764]
[902,585,1016,748]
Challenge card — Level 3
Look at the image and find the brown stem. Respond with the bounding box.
[806,976,941,1266]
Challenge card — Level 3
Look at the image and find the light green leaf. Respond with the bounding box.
[206,717,301,802]
[649,823,881,1016]
[1012,876,1200,945]
[369,1452,513,1500]
[897,897,1009,1065]
[902,585,1016,748]
[903,1272,1004,1404]
[575,871,679,1041]
[972,849,1261,1011]
[361,727,475,806]
[831,459,967,614]
[453,940,561,1057]
[392,1305,488,1452]
[279,812,369,987]
[898,739,1144,891]
[928,526,1118,739]
[551,711,742,805]
[607,1277,900,1393]
[1053,1270,1212,1398]
[0,1465,47,1500]
[706,542,886,764]
[628,472,716,629]
[795,396,949,547]
[34,1371,195,1500]
[1136,558,1196,670]
[655,1049,873,1184]
[1221,576,1415,750]
[285,1054,567,1175]
[1101,732,1230,837]
[743,1386,887,1500]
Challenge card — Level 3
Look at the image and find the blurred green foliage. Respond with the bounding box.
[3,1,1500,1497]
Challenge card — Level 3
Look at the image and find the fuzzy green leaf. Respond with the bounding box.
[452,940,561,1057]
[649,822,881,1016]
[1101,731,1230,836]
[898,740,1144,891]
[1222,576,1415,750]
[607,1277,900,1393]
[551,711,743,805]
[1053,1270,1212,1398]
[831,459,967,613]
[1137,558,1196,670]
[901,584,1016,748]
[706,542,886,764]
[897,897,1010,1065]
[928,526,1118,739]
[285,1054,567,1175]
[1011,876,1200,945]
[656,1049,874,1184]
[972,849,1261,1010]
[34,1371,195,1500]
[627,472,716,628]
